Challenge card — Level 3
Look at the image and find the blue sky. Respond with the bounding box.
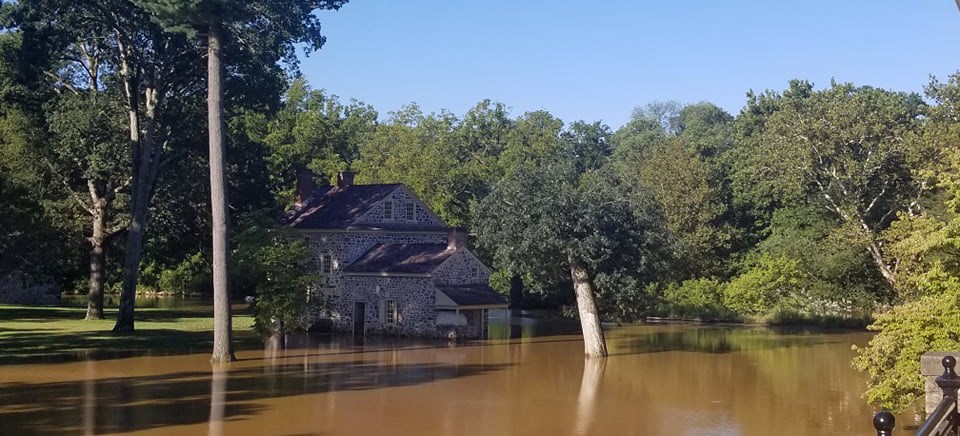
[302,1,960,129]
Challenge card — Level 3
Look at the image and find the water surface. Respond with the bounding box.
[0,317,917,435]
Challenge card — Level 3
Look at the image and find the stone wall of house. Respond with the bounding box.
[0,274,60,305]
[356,187,442,226]
[335,275,439,336]
[303,230,445,323]
[432,250,490,286]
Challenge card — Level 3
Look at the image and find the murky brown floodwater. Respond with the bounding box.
[0,315,919,436]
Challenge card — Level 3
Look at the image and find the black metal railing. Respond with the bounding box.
[873,356,960,435]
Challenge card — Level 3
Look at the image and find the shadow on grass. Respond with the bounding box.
[0,358,512,434]
[0,328,265,365]
[0,305,261,366]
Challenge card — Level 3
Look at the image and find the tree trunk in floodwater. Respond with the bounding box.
[569,260,607,357]
[509,274,523,309]
[85,199,107,320]
[207,23,235,363]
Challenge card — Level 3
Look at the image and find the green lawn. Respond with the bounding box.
[0,304,261,365]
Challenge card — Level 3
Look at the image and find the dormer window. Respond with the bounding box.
[383,201,393,220]
[405,202,415,221]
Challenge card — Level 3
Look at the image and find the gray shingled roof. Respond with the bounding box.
[285,184,446,230]
[437,285,507,306]
[344,243,454,274]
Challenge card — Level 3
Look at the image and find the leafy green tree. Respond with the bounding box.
[476,157,667,357]
[497,110,566,176]
[263,78,377,203]
[136,0,347,361]
[662,278,730,321]
[851,72,960,411]
[735,81,925,288]
[561,120,613,173]
[234,213,319,336]
[723,255,804,318]
[617,137,733,278]
[355,105,467,222]
[755,205,887,312]
[46,91,130,319]
[0,174,64,280]
[852,282,960,411]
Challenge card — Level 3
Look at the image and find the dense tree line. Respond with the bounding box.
[1,0,958,403]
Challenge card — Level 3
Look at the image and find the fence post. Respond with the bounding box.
[937,356,960,400]
[873,411,894,436]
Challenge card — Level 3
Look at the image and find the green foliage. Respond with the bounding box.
[233,213,320,336]
[756,206,886,312]
[724,256,804,318]
[592,272,657,323]
[0,174,65,279]
[662,278,732,321]
[852,286,960,411]
[476,154,669,319]
[263,78,377,204]
[158,252,211,295]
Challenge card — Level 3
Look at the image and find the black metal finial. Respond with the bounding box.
[938,356,960,399]
[873,411,895,436]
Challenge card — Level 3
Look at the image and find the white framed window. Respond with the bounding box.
[384,299,398,324]
[320,254,332,275]
[405,202,415,221]
[471,266,479,278]
[383,201,393,220]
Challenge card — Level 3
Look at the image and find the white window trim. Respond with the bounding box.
[383,201,393,220]
[320,253,333,275]
[404,202,415,221]
[383,299,398,325]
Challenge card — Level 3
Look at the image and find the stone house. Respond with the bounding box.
[284,171,507,339]
[0,272,59,305]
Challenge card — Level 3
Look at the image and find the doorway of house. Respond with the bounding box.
[353,302,366,337]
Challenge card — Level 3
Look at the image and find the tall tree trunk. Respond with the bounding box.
[113,39,164,333]
[569,260,607,357]
[208,23,235,363]
[85,198,107,320]
[114,190,149,332]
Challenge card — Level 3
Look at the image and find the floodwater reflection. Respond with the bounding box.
[0,319,921,435]
[207,365,227,436]
[576,357,606,435]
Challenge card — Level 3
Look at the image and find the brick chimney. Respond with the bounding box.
[447,227,468,251]
[337,171,355,188]
[295,169,315,206]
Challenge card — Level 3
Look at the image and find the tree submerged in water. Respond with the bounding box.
[476,157,667,357]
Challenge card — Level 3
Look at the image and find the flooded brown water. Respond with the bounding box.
[0,316,919,436]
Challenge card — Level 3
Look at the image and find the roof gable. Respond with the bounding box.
[286,183,448,230]
[285,184,402,229]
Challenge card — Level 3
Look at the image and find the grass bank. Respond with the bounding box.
[0,304,260,365]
